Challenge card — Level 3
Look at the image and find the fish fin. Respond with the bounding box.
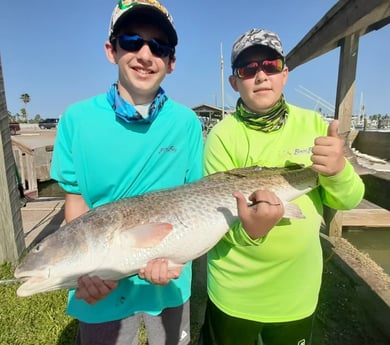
[283,202,305,219]
[128,223,173,248]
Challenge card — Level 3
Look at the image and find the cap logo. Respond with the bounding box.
[118,0,169,17]
[118,0,134,9]
[110,0,177,45]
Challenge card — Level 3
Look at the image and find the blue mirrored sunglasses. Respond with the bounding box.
[114,34,174,58]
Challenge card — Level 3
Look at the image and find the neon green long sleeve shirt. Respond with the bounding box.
[203,103,365,322]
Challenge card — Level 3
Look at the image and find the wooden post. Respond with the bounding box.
[334,33,359,130]
[323,33,359,237]
[322,206,343,237]
[0,53,25,264]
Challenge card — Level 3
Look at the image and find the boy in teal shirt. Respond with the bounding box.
[51,1,203,344]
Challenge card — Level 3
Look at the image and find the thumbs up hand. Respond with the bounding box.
[311,120,346,176]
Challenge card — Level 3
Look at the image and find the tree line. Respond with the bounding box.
[8,93,44,123]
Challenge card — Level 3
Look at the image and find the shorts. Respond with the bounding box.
[199,298,313,345]
[75,300,190,345]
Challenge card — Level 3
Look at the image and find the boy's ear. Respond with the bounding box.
[282,66,289,86]
[229,75,239,91]
[105,41,117,64]
[167,56,176,74]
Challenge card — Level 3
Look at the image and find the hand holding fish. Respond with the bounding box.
[74,258,182,304]
[311,120,346,176]
[138,258,182,286]
[75,275,118,305]
[233,190,284,239]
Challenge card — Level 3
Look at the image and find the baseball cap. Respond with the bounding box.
[231,29,284,67]
[109,0,178,46]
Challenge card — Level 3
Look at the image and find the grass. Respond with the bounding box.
[0,258,207,345]
[0,263,77,345]
[3,230,388,345]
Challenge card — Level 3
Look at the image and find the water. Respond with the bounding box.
[343,227,390,275]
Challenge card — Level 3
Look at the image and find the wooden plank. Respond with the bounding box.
[330,211,343,237]
[287,0,390,70]
[0,53,25,264]
[323,199,390,236]
[342,209,390,227]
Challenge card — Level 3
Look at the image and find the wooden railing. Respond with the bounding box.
[11,139,38,198]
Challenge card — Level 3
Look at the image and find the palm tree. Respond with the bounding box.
[20,108,27,123]
[20,93,30,123]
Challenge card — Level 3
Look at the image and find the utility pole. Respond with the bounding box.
[220,42,225,119]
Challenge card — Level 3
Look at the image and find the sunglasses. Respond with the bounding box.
[233,58,285,79]
[114,34,174,58]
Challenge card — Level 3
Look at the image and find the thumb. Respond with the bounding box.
[327,119,339,137]
[232,191,249,218]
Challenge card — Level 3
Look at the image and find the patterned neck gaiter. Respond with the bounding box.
[235,94,288,132]
[106,83,167,124]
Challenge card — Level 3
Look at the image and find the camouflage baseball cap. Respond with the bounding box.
[109,0,178,46]
[231,29,284,67]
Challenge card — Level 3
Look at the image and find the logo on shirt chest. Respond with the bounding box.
[159,145,177,154]
[294,147,313,155]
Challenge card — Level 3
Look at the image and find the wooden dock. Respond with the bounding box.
[342,199,390,228]
[325,199,390,237]
[323,165,390,237]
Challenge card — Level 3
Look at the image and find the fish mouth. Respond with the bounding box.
[15,275,75,297]
[14,274,49,296]
[14,266,50,281]
[14,268,79,297]
[14,268,53,297]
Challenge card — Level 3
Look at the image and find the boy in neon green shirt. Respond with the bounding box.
[200,28,364,345]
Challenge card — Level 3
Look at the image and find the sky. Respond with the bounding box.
[1,0,389,120]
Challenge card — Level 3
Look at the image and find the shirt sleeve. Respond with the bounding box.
[50,111,81,194]
[319,159,365,210]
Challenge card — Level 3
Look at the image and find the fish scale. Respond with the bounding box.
[14,165,321,297]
